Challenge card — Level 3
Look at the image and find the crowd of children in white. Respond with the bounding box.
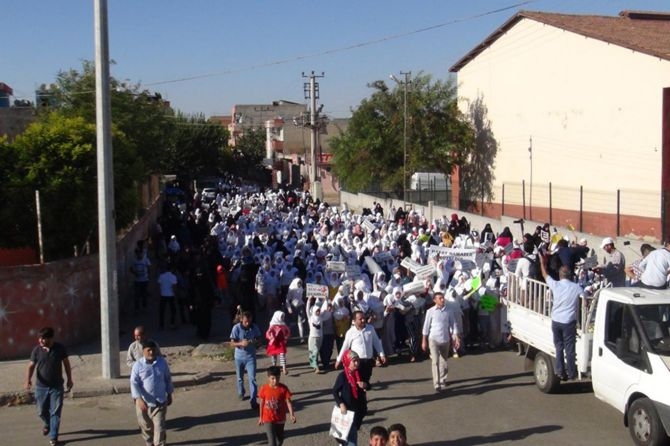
[158,178,621,374]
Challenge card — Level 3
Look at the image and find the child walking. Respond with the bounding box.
[258,366,297,446]
[266,311,291,375]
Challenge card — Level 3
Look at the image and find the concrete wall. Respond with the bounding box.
[0,195,162,360]
[340,190,652,263]
[456,18,670,219]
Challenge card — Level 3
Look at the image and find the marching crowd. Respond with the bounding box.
[26,175,670,446]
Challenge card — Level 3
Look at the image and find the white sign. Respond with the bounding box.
[345,264,361,278]
[401,257,420,272]
[374,251,393,264]
[362,219,376,233]
[306,283,329,300]
[364,256,382,275]
[327,261,346,273]
[403,281,425,296]
[428,246,478,262]
[415,264,435,279]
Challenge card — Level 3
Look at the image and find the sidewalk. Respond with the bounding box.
[1,304,236,407]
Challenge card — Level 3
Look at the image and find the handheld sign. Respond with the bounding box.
[327,261,346,273]
[403,281,425,296]
[479,294,498,311]
[306,283,329,300]
[415,264,435,280]
[364,256,382,275]
[362,219,376,233]
[345,264,361,278]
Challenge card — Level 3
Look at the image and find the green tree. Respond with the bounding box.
[331,73,474,195]
[163,113,230,182]
[49,61,174,176]
[232,126,266,175]
[459,95,498,211]
[8,113,138,258]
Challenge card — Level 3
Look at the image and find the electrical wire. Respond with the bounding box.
[145,1,537,87]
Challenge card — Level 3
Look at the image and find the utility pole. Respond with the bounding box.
[302,71,324,201]
[94,0,120,379]
[390,71,411,207]
[529,136,533,221]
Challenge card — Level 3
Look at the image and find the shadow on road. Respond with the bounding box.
[62,428,138,443]
[411,424,563,445]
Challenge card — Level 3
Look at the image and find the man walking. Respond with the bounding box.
[541,255,582,381]
[335,310,387,387]
[24,326,73,446]
[421,292,460,392]
[231,311,263,410]
[126,325,161,368]
[130,340,173,446]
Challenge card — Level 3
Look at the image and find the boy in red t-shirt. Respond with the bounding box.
[258,366,297,446]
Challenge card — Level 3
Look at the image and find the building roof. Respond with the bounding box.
[449,10,670,72]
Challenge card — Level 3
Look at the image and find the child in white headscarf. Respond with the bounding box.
[265,311,291,375]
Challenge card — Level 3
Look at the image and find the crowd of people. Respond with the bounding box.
[26,174,670,445]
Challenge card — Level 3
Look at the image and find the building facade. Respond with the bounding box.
[450,10,670,241]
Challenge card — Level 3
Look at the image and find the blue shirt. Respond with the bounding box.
[130,356,173,407]
[230,322,262,359]
[546,276,582,324]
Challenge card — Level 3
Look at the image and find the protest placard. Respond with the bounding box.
[306,283,329,300]
[326,261,346,273]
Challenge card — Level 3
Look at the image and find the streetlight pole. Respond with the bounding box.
[390,71,411,207]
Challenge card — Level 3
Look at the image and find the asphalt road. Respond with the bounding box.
[2,346,632,446]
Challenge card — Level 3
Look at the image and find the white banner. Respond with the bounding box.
[364,256,382,275]
[362,219,376,233]
[326,261,346,273]
[374,251,393,264]
[403,281,425,296]
[401,257,421,272]
[306,283,329,300]
[428,246,478,262]
[415,264,436,279]
[345,264,361,278]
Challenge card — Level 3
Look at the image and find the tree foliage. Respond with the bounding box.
[459,95,498,210]
[231,127,266,176]
[331,73,474,194]
[0,61,232,258]
[163,113,230,182]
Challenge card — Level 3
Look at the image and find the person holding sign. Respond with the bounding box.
[421,292,460,391]
[332,350,368,446]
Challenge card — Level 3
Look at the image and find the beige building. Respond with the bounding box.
[450,10,670,241]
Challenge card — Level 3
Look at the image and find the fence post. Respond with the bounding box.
[579,185,583,232]
[616,189,621,237]
[522,180,526,220]
[502,183,505,217]
[549,182,552,225]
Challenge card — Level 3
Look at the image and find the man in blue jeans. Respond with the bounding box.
[540,255,582,380]
[24,326,73,446]
[231,311,262,410]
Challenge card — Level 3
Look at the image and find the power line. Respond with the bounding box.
[145,1,537,88]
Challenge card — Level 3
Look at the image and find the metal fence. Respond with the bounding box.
[341,180,451,207]
[496,181,662,239]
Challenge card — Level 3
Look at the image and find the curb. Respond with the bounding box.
[1,371,217,407]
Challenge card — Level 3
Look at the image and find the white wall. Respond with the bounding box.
[456,18,670,218]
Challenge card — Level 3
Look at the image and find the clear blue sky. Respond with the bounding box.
[3,0,667,119]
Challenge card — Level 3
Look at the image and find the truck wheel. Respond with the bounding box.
[628,398,668,446]
[534,352,559,394]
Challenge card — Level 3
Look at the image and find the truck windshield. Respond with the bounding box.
[633,304,670,355]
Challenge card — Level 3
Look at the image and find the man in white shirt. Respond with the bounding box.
[421,292,460,392]
[157,266,178,330]
[638,240,670,289]
[335,310,386,386]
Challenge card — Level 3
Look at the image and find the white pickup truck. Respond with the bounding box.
[505,274,670,446]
